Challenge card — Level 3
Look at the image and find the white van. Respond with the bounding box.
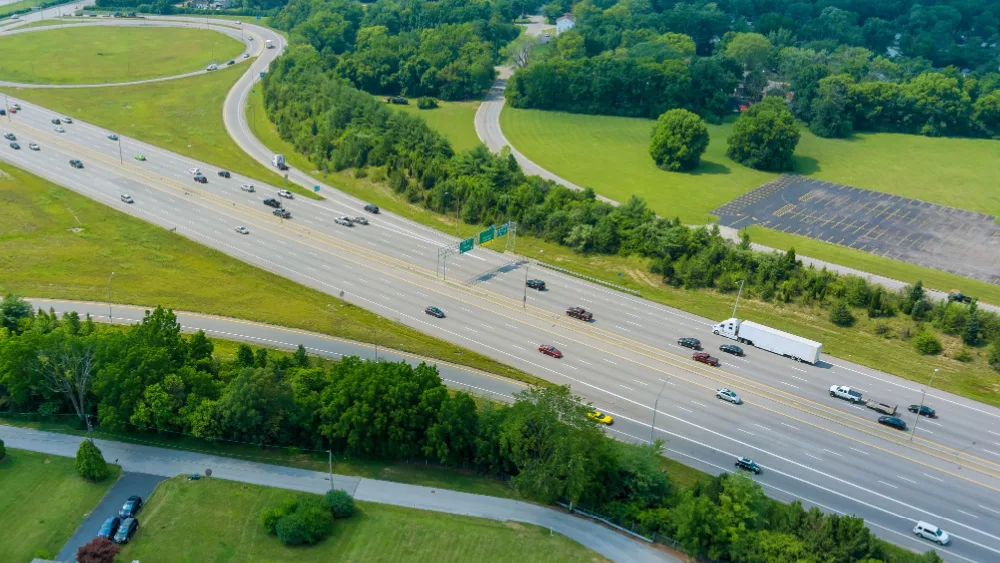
[913,521,950,545]
[206,63,218,71]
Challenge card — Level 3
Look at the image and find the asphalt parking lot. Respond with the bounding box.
[713,175,1000,284]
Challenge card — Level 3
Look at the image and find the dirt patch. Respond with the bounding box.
[504,521,525,531]
[627,267,658,288]
[68,227,84,233]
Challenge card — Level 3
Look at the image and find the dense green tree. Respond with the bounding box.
[973,90,1000,138]
[809,74,855,138]
[905,73,973,136]
[726,97,800,171]
[0,437,6,461]
[0,294,33,335]
[323,489,356,518]
[75,439,109,481]
[830,301,855,327]
[724,33,772,70]
[964,301,982,345]
[673,491,726,560]
[913,330,943,355]
[648,109,709,171]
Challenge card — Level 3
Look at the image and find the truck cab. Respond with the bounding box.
[830,385,863,404]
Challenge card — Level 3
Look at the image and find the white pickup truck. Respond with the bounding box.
[829,385,863,404]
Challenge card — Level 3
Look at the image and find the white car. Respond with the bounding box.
[206,63,218,71]
[11,103,20,110]
[913,521,950,545]
[243,53,250,58]
[28,143,39,151]
[188,168,201,175]
[62,117,73,123]
[334,216,354,227]
[277,189,294,199]
[240,183,256,192]
[235,225,250,235]
[120,194,134,203]
[54,126,65,133]
[716,388,742,404]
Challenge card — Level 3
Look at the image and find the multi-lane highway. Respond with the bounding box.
[3,18,1000,562]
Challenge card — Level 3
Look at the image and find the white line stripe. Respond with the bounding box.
[956,509,979,519]
[877,480,898,489]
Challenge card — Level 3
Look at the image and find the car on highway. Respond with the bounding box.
[913,521,950,546]
[243,53,250,58]
[273,208,291,218]
[96,515,121,539]
[566,306,593,321]
[538,344,563,358]
[334,216,353,226]
[188,167,201,175]
[0,109,5,116]
[3,133,14,141]
[908,405,936,418]
[716,388,742,404]
[55,125,65,133]
[526,279,546,290]
[735,457,762,474]
[69,159,83,168]
[588,410,613,425]
[8,142,19,150]
[206,63,218,71]
[425,306,445,318]
[193,174,207,184]
[240,183,255,192]
[218,170,231,178]
[235,225,250,235]
[677,337,701,350]
[108,133,118,141]
[227,60,235,66]
[113,517,139,544]
[364,203,380,214]
[118,495,143,518]
[62,117,73,123]
[878,415,907,430]
[120,194,133,203]
[134,154,145,161]
[28,143,39,151]
[11,104,19,110]
[692,352,720,367]
[6,107,16,114]
[263,198,281,208]
[51,118,61,125]
[277,189,294,199]
[719,344,744,356]
[352,216,368,225]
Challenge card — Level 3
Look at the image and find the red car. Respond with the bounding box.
[538,345,563,358]
[692,352,719,367]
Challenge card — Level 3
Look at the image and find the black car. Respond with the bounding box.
[218,170,231,178]
[719,344,744,356]
[69,159,83,168]
[113,517,138,544]
[0,109,5,116]
[364,203,380,214]
[227,60,235,65]
[677,337,701,350]
[118,495,143,518]
[108,133,118,141]
[273,208,291,218]
[908,405,936,418]
[735,456,762,474]
[193,174,208,184]
[3,133,14,141]
[425,306,445,318]
[51,118,61,125]
[96,515,121,539]
[263,198,282,208]
[878,416,907,431]
[9,142,19,150]
[526,279,546,290]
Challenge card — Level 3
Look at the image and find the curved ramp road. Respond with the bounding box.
[2,16,999,562]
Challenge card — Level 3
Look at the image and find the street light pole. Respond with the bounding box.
[731,279,746,318]
[106,272,115,324]
[117,135,122,164]
[910,368,938,441]
[650,380,667,444]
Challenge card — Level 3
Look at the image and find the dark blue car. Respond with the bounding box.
[97,515,121,539]
[118,495,143,518]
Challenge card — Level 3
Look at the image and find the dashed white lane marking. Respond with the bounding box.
[804,453,822,461]
[877,480,898,489]
[897,476,917,484]
[956,509,979,519]
[781,422,799,431]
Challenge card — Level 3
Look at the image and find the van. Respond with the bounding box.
[913,521,950,545]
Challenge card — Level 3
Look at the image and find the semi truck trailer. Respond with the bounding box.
[712,318,822,364]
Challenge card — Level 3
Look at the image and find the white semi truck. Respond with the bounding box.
[712,318,822,364]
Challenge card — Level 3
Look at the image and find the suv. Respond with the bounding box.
[566,306,593,321]
[3,133,14,141]
[526,279,546,290]
[878,415,907,431]
[273,208,291,219]
[692,352,719,367]
[913,521,950,545]
[218,170,231,178]
[277,189,294,199]
[240,183,256,192]
[263,198,281,208]
[118,495,143,518]
[735,457,761,474]
[193,174,207,184]
[364,203,380,214]
[113,518,139,544]
[120,194,134,203]
[51,118,61,125]
[677,337,701,350]
[96,515,121,539]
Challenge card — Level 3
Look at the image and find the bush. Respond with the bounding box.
[648,109,710,172]
[726,97,800,171]
[953,347,973,362]
[76,537,119,563]
[75,439,109,481]
[829,301,855,327]
[912,331,943,355]
[323,489,356,519]
[417,97,438,109]
[989,343,1000,372]
[275,499,332,545]
[0,437,6,461]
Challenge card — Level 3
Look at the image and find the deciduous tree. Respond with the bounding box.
[649,109,710,172]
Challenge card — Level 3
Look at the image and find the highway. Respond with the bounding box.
[2,18,1000,562]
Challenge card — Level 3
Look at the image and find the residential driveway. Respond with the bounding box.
[56,471,165,562]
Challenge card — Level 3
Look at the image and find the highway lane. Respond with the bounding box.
[3,19,1000,560]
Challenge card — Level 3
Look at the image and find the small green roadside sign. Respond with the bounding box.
[497,223,508,236]
[459,238,474,253]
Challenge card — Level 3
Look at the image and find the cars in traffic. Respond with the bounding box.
[218,170,231,178]
[352,216,368,225]
[108,133,118,141]
[134,154,146,161]
[913,521,950,545]
[119,495,143,518]
[120,194,134,203]
[3,133,14,141]
[829,385,864,404]
[206,63,218,71]
[227,60,235,66]
[193,174,208,184]
[719,344,744,356]
[240,183,255,192]
[425,306,445,318]
[188,168,201,175]
[566,306,593,321]
[735,457,762,474]
[716,388,742,404]
[677,337,701,350]
[908,405,936,418]
[692,352,719,367]
[277,189,294,199]
[8,142,19,150]
[113,517,139,544]
[62,116,73,123]
[273,208,291,218]
[588,410,613,425]
[54,125,65,133]
[334,216,353,226]
[28,143,39,151]
[51,118,61,125]
[364,203,380,214]
[263,198,281,208]
[878,415,907,430]
[97,515,121,539]
[538,344,562,358]
[69,159,84,168]
[235,225,250,235]
[526,279,546,290]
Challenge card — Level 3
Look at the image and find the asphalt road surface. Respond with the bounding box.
[2,19,999,562]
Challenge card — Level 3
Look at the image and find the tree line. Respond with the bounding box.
[0,299,944,563]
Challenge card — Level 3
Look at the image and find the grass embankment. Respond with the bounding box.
[387,99,483,151]
[0,26,244,84]
[0,161,538,385]
[0,0,53,16]
[117,477,607,563]
[0,448,120,561]
[0,66,320,200]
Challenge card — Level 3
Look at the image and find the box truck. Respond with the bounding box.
[265,39,274,49]
[712,318,822,364]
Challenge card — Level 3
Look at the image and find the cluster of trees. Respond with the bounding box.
[260,489,355,546]
[92,0,282,15]
[270,0,523,99]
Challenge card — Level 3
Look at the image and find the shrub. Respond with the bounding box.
[275,499,332,545]
[417,97,438,109]
[261,497,299,535]
[726,97,800,171]
[0,437,6,461]
[829,301,855,327]
[648,109,710,172]
[912,331,943,355]
[989,343,1000,372]
[76,537,119,563]
[953,347,973,362]
[323,489,356,519]
[75,439,109,481]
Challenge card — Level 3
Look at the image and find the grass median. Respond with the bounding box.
[0,161,540,385]
[0,448,121,561]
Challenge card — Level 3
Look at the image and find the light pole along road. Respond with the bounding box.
[2,20,1000,562]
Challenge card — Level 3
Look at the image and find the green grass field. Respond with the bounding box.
[0,161,536,384]
[387,99,483,152]
[0,0,50,16]
[0,26,244,84]
[0,448,120,561]
[118,477,607,563]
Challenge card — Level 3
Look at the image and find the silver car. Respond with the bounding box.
[240,183,256,192]
[716,388,742,405]
[334,216,354,227]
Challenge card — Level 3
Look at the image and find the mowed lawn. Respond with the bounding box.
[0,26,245,84]
[0,162,535,383]
[118,477,608,563]
[0,449,120,561]
[388,99,484,151]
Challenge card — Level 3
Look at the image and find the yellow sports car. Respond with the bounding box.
[588,410,613,425]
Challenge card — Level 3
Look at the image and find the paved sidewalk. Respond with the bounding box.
[2,426,676,563]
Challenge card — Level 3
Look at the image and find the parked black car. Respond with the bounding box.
[677,337,701,350]
[719,344,744,356]
[878,416,908,431]
[113,517,139,544]
[97,515,121,539]
[118,495,143,518]
[526,279,546,290]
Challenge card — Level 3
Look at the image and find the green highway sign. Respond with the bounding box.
[459,238,474,253]
[478,226,495,244]
[497,223,508,236]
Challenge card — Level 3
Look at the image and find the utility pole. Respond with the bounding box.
[650,380,667,444]
[910,368,938,441]
[4,94,9,122]
[117,134,122,164]
[106,271,115,324]
[731,279,745,318]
